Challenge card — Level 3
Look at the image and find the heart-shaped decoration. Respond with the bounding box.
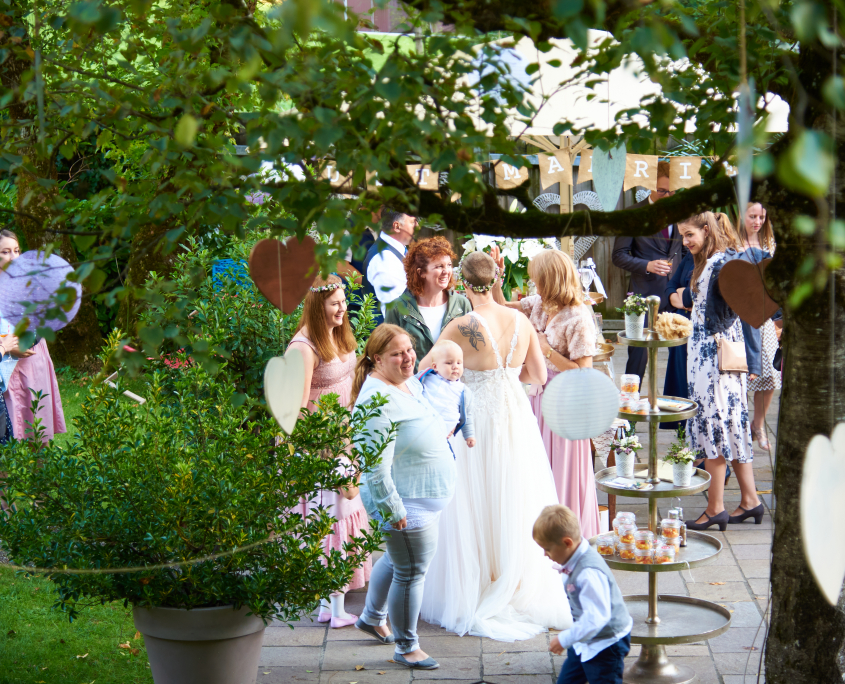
[718,258,779,329]
[249,236,317,314]
[801,423,845,605]
[591,144,627,212]
[264,350,306,434]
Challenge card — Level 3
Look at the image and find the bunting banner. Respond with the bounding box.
[406,164,440,190]
[577,149,593,183]
[623,154,658,191]
[539,151,573,189]
[493,160,529,189]
[669,157,702,190]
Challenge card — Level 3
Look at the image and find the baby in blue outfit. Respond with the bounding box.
[417,340,475,448]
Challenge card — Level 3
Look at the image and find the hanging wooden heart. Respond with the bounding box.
[591,144,627,212]
[718,258,779,329]
[264,350,306,434]
[801,423,845,605]
[249,236,317,314]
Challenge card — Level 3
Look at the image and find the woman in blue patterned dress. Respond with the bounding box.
[680,213,761,531]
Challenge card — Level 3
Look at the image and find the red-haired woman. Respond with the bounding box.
[385,236,471,371]
[287,274,371,628]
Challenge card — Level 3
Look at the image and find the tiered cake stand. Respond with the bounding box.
[592,296,731,684]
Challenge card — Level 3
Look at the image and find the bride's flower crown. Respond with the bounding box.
[457,255,501,293]
[310,282,346,294]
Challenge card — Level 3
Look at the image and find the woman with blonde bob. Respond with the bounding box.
[352,324,455,670]
[287,274,369,629]
[503,248,601,539]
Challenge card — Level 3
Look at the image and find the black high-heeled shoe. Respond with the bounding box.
[728,503,764,525]
[686,510,729,531]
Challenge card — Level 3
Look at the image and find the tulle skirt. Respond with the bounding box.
[420,368,573,640]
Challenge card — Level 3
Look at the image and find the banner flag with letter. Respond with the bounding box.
[623,154,658,191]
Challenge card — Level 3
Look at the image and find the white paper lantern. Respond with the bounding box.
[541,368,620,441]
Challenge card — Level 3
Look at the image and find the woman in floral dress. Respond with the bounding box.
[287,275,371,628]
[680,214,761,531]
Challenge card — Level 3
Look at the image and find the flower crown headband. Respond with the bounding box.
[310,282,346,294]
[457,255,501,293]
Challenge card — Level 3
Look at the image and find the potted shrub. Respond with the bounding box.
[617,293,648,339]
[0,346,388,684]
[663,439,697,487]
[611,433,642,478]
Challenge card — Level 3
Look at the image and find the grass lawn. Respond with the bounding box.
[0,572,152,684]
[0,370,155,684]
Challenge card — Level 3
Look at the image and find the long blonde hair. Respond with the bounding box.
[350,324,412,405]
[739,202,776,253]
[713,212,740,251]
[685,212,727,292]
[528,249,583,315]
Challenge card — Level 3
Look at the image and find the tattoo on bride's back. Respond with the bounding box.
[458,318,486,351]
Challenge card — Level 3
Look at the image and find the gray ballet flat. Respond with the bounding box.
[354,618,395,644]
[393,653,440,670]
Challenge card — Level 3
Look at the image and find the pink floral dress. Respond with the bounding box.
[520,295,601,540]
[288,332,371,592]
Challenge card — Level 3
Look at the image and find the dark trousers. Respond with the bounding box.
[557,634,631,684]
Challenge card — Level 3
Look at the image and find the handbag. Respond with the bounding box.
[772,345,783,372]
[717,335,748,373]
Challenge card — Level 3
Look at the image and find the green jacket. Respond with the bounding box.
[385,289,472,371]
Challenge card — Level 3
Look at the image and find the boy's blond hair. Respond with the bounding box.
[533,505,582,545]
[431,339,463,363]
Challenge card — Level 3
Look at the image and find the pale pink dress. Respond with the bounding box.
[288,332,372,592]
[520,295,601,540]
[3,338,66,442]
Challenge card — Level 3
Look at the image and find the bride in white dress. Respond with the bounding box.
[418,250,573,641]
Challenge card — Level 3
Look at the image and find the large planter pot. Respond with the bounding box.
[134,605,267,684]
[672,461,695,487]
[615,449,636,478]
[625,312,645,339]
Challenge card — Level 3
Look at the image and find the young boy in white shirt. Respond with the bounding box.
[533,505,633,684]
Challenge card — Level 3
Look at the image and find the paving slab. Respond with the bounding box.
[411,657,481,680]
[730,544,772,560]
[713,651,766,676]
[321,641,403,672]
[417,636,482,657]
[682,563,744,583]
[717,602,765,628]
[738,559,771,579]
[260,646,323,668]
[264,626,327,647]
[482,634,549,653]
[320,670,411,684]
[483,676,556,684]
[686,581,753,603]
[708,627,767,653]
[747,578,771,597]
[258,666,322,683]
[482,652,554,676]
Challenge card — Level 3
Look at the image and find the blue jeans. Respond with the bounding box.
[557,634,631,684]
[360,521,439,655]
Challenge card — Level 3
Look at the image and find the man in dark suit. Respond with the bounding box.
[612,162,686,382]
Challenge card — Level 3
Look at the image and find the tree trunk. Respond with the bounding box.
[765,267,845,681]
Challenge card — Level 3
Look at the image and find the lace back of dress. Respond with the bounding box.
[468,309,520,370]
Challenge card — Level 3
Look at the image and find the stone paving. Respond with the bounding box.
[259,346,777,684]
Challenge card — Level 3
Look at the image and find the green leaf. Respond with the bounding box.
[776,130,834,197]
[174,114,199,147]
[85,268,107,294]
[552,0,584,20]
[793,215,816,236]
[822,76,845,110]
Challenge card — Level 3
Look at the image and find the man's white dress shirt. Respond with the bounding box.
[366,232,407,315]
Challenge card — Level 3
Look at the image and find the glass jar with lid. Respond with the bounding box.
[617,523,637,545]
[634,530,655,550]
[617,542,636,560]
[634,548,654,564]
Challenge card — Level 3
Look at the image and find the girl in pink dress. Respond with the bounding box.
[0,230,66,443]
[287,274,371,628]
[504,250,601,539]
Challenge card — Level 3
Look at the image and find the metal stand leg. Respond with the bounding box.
[624,644,697,684]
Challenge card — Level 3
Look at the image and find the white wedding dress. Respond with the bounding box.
[420,311,573,640]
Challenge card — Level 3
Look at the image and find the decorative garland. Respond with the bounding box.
[457,255,501,293]
[310,282,346,294]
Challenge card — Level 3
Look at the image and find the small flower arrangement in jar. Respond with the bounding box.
[663,434,698,487]
[612,434,643,478]
[617,293,649,339]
